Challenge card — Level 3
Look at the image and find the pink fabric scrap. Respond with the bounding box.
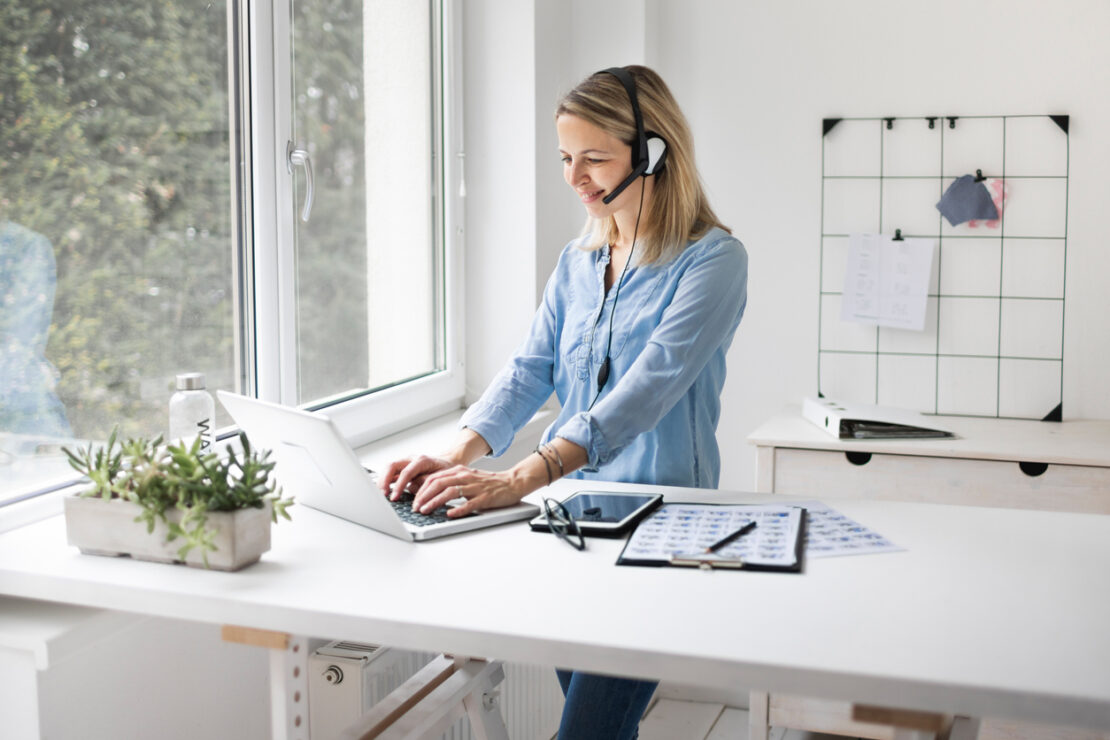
[967,178,1009,229]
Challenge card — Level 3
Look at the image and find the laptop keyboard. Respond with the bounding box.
[363,468,453,527]
[387,493,451,527]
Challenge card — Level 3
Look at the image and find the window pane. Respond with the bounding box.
[0,0,237,495]
[291,0,440,405]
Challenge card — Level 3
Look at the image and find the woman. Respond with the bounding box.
[380,65,747,739]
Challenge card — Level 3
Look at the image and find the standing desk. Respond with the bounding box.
[0,478,1109,737]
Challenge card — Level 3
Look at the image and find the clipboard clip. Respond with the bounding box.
[668,555,746,570]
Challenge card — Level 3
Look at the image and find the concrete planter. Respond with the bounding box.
[64,495,272,571]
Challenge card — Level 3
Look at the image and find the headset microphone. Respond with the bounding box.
[602,136,667,205]
[602,160,648,205]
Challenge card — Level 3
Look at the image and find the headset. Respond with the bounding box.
[599,67,668,204]
[588,67,668,408]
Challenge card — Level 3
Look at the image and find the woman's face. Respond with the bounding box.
[557,114,640,218]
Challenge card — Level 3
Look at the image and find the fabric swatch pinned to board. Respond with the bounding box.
[967,177,1009,229]
[936,174,998,226]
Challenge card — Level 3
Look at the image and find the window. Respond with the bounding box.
[288,0,443,403]
[0,0,460,500]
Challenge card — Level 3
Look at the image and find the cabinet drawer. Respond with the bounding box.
[771,447,1110,513]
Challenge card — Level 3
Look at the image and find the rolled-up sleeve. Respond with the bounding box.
[556,237,748,467]
[459,274,560,457]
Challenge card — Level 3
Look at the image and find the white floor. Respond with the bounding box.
[634,698,1110,740]
[637,698,843,740]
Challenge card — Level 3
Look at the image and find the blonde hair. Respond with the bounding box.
[555,65,729,264]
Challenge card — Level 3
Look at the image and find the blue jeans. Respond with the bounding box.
[556,669,657,740]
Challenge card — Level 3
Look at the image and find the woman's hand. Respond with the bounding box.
[409,466,525,519]
[379,429,495,503]
[381,435,585,519]
[379,454,454,502]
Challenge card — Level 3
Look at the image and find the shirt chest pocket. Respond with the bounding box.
[600,271,665,366]
[562,271,665,381]
[560,322,595,381]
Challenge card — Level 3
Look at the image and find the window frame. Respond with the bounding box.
[248,0,465,446]
[0,0,464,504]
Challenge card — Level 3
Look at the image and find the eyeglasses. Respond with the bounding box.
[543,498,586,551]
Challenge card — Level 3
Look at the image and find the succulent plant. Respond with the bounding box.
[64,430,293,565]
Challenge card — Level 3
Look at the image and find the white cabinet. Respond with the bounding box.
[750,409,1110,513]
[746,407,1110,740]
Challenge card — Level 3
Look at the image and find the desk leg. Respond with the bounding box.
[892,731,936,740]
[340,655,508,740]
[754,447,776,493]
[462,683,510,740]
[748,691,770,740]
[222,625,308,740]
[948,716,982,740]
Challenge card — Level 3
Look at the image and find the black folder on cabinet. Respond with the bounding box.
[803,397,955,440]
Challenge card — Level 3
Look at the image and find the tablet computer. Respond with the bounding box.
[530,491,664,538]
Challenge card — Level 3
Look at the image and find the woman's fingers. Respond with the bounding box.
[411,468,470,512]
[412,470,521,517]
[388,455,450,500]
[379,458,411,496]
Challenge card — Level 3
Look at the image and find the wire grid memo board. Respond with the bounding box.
[818,114,1069,420]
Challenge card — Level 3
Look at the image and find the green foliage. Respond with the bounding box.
[61,426,122,499]
[2,0,234,440]
[3,0,380,440]
[63,430,293,565]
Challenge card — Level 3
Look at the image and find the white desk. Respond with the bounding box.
[1,478,1109,733]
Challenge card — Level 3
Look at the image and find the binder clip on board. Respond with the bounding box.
[803,397,955,440]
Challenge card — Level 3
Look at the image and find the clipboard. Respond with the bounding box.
[616,503,807,573]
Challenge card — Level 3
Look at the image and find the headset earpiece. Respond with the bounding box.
[645,135,667,175]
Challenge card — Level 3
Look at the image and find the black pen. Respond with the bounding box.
[705,520,757,553]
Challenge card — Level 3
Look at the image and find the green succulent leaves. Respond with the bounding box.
[64,431,293,565]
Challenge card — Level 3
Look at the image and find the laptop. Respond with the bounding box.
[217,391,539,541]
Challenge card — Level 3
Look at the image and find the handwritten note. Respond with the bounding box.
[841,233,935,331]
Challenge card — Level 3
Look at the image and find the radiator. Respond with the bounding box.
[308,641,564,739]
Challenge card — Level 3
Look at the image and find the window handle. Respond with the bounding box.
[286,141,314,223]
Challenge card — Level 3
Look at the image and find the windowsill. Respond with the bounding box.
[0,407,557,535]
[0,481,83,535]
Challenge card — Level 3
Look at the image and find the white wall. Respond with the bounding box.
[533,0,650,295]
[650,0,1110,489]
[466,0,1110,491]
[461,0,537,400]
[35,617,270,740]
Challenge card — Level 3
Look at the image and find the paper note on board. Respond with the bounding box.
[841,233,935,330]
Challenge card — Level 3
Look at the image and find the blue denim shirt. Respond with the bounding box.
[461,226,748,489]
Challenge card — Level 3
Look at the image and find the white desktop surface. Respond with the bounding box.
[1,478,1108,730]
